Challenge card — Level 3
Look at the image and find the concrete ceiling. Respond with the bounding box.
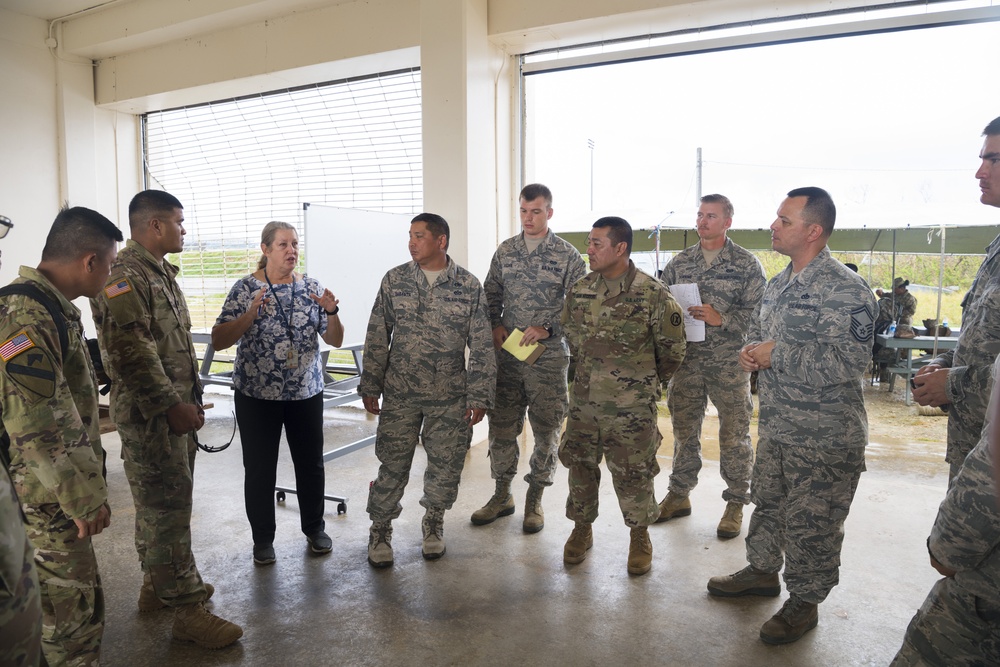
[0,0,120,22]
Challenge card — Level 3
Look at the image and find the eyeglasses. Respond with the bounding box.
[0,216,12,239]
[194,411,238,453]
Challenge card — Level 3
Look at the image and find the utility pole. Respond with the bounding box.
[588,138,595,211]
[696,147,702,205]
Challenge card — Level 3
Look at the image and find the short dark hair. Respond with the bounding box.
[129,189,183,229]
[520,183,552,207]
[41,206,123,262]
[844,262,859,273]
[411,212,450,250]
[701,193,734,219]
[592,216,632,254]
[787,186,836,237]
[984,117,1000,136]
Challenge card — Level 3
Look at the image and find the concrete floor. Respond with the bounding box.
[93,385,947,666]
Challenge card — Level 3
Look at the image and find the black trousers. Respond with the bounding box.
[234,389,326,545]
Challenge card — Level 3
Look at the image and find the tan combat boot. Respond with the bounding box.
[471,480,515,525]
[717,501,744,539]
[139,573,214,612]
[367,521,394,568]
[422,508,446,560]
[522,485,544,534]
[563,522,593,564]
[655,491,691,523]
[759,597,819,645]
[707,565,781,598]
[627,526,653,576]
[172,602,243,649]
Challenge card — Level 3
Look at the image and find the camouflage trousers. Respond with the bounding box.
[746,439,865,604]
[367,400,473,523]
[947,406,986,486]
[892,577,1000,666]
[559,400,661,527]
[0,531,43,667]
[119,418,207,607]
[487,351,569,488]
[23,502,103,667]
[666,360,754,503]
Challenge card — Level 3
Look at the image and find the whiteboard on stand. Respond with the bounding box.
[303,204,412,350]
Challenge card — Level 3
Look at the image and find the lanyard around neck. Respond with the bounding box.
[263,268,295,337]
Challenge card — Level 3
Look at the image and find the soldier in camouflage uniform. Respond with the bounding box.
[888,277,918,326]
[708,187,876,645]
[472,184,586,533]
[91,190,242,649]
[0,207,121,666]
[361,213,495,567]
[656,194,765,539]
[0,227,45,667]
[892,355,1000,666]
[559,217,686,577]
[914,116,1000,484]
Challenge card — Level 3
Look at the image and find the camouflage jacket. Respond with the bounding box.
[484,230,587,356]
[91,240,200,424]
[753,247,877,449]
[894,290,917,326]
[661,237,766,361]
[0,267,106,518]
[562,260,687,407]
[928,355,1000,607]
[933,234,1000,461]
[358,257,496,408]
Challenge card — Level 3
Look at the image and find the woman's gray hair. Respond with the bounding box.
[257,221,297,269]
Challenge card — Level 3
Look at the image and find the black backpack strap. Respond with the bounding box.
[0,284,69,358]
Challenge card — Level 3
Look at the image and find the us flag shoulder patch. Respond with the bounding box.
[0,331,35,361]
[105,278,132,299]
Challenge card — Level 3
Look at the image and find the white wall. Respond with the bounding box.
[0,9,60,287]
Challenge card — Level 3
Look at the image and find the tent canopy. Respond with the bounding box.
[556,224,1000,255]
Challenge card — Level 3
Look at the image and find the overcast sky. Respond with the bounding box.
[526,20,1000,236]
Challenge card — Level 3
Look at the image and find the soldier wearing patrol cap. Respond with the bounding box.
[708,187,877,645]
[559,216,687,577]
[91,190,242,649]
[0,206,121,665]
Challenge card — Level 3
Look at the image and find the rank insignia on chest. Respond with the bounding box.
[0,331,35,361]
[105,278,133,299]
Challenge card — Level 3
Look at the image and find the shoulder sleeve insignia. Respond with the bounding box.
[3,344,56,400]
[105,278,133,299]
[0,331,35,362]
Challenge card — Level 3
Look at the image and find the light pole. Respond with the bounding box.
[588,138,595,211]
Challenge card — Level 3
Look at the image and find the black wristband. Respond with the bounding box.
[325,306,340,316]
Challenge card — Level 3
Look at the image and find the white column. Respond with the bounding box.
[419,0,501,278]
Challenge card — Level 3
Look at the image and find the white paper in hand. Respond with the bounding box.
[668,283,706,342]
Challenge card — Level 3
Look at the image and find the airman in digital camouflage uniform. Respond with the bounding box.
[0,221,45,667]
[361,213,496,567]
[472,184,586,533]
[914,116,1000,484]
[559,216,686,577]
[91,190,242,649]
[0,206,121,666]
[892,354,1000,666]
[708,187,877,645]
[888,277,918,327]
[656,194,765,539]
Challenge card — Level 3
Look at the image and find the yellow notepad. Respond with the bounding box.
[501,328,545,364]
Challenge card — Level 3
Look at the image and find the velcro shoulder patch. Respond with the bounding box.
[0,331,35,362]
[104,278,133,299]
[3,343,56,400]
